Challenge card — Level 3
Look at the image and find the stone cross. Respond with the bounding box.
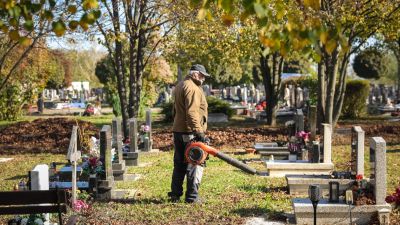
[295,109,304,132]
[351,126,365,176]
[112,118,123,163]
[124,118,139,166]
[145,109,153,152]
[308,106,317,140]
[100,125,113,180]
[322,123,332,164]
[66,126,81,203]
[370,137,386,205]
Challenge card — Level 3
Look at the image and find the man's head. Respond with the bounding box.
[189,64,210,85]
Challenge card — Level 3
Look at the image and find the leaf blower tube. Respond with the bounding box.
[185,142,257,175]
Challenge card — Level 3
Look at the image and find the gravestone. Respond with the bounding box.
[310,141,320,163]
[322,123,332,164]
[351,126,365,176]
[97,125,114,200]
[144,109,153,152]
[124,118,139,166]
[370,137,386,205]
[255,90,260,104]
[308,106,317,140]
[295,109,304,132]
[30,164,50,224]
[112,118,127,181]
[66,126,81,203]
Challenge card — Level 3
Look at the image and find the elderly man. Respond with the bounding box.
[168,64,210,203]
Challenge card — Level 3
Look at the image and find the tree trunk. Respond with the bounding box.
[37,92,44,114]
[112,0,129,140]
[317,61,325,133]
[333,53,350,125]
[259,51,283,126]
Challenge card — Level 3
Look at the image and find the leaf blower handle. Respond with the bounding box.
[185,142,257,175]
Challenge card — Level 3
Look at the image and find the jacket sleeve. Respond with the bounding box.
[184,87,203,133]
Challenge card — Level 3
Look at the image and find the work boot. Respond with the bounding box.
[168,194,180,203]
[185,197,205,204]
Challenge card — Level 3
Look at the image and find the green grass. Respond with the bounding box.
[2,143,399,224]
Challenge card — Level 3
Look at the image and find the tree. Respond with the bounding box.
[0,42,63,119]
[0,0,101,93]
[195,0,400,129]
[95,0,188,139]
[353,48,392,80]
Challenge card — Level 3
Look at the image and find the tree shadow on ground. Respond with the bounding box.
[110,197,167,205]
[387,149,400,153]
[239,185,288,194]
[231,207,287,222]
[5,175,26,180]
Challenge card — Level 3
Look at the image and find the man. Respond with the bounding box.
[168,64,209,203]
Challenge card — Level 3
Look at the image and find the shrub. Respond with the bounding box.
[161,97,234,123]
[161,102,174,123]
[206,96,234,119]
[341,80,370,119]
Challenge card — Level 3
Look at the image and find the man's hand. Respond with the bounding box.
[194,132,206,142]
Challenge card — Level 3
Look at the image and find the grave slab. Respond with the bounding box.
[264,160,334,177]
[286,175,353,196]
[293,198,391,225]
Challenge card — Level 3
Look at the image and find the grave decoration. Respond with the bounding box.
[385,185,400,209]
[292,137,391,225]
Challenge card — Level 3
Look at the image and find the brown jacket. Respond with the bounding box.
[172,76,208,133]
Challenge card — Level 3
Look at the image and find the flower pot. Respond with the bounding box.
[289,154,297,162]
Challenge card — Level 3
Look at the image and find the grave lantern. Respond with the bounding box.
[308,184,321,225]
[329,181,339,203]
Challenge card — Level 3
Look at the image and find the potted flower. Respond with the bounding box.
[385,186,400,210]
[81,156,104,177]
[288,136,300,162]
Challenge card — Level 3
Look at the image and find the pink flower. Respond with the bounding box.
[73,200,89,212]
[386,195,396,203]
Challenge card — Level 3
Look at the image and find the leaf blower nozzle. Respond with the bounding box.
[185,142,257,175]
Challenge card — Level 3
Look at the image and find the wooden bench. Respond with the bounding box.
[0,189,77,225]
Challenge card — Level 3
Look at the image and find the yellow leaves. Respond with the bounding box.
[68,21,79,31]
[197,8,212,20]
[52,20,66,37]
[259,35,275,48]
[303,0,320,10]
[68,5,77,14]
[82,0,98,10]
[19,37,32,46]
[325,39,337,54]
[221,14,234,26]
[319,31,328,45]
[8,30,19,40]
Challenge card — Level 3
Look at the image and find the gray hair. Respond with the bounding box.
[189,70,199,76]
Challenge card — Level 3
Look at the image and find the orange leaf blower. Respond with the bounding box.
[185,142,258,175]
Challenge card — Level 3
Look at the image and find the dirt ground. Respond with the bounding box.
[1,118,400,154]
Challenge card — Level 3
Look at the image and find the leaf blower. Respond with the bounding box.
[185,142,257,175]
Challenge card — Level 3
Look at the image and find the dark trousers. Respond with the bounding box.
[169,132,203,202]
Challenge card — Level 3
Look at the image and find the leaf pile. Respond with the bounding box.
[153,127,288,151]
[0,118,99,154]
